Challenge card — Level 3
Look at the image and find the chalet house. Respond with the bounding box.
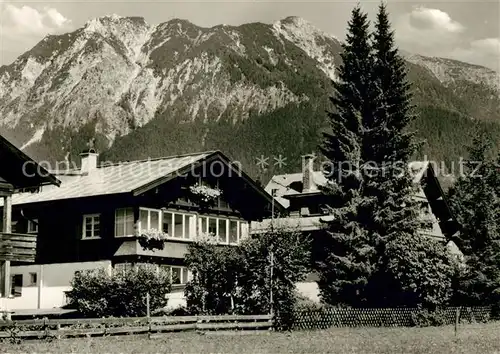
[251,154,462,301]
[0,134,60,315]
[0,150,280,311]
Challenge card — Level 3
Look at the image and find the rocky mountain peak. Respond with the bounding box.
[406,54,499,94]
[0,15,499,181]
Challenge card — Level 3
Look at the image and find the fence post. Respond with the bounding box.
[270,249,274,318]
[454,307,460,337]
[146,292,151,339]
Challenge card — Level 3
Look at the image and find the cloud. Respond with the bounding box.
[450,38,500,71]
[394,6,465,53]
[1,4,72,39]
[0,4,72,65]
[45,8,71,28]
[394,6,499,71]
[408,7,464,34]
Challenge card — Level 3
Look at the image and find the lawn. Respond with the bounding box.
[2,323,500,353]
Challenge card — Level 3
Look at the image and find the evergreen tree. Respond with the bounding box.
[362,3,456,308]
[368,3,422,242]
[361,3,426,307]
[371,3,418,163]
[317,6,377,307]
[448,128,500,306]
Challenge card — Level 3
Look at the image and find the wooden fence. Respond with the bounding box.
[0,306,494,341]
[0,314,273,340]
[276,306,492,330]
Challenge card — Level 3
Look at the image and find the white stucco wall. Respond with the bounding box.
[1,261,190,312]
[296,282,321,303]
[2,261,112,311]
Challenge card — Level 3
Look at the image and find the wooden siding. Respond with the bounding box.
[8,166,267,266]
[0,233,36,262]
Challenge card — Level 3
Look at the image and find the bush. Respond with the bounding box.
[65,264,172,317]
[236,228,311,316]
[410,309,449,327]
[184,227,311,317]
[152,305,192,316]
[383,234,456,309]
[184,241,243,315]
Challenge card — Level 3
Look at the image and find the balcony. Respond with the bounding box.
[113,237,189,259]
[250,215,335,234]
[0,232,37,262]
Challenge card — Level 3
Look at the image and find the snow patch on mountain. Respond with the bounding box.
[21,125,46,150]
[263,46,278,66]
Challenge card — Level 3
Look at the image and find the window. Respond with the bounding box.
[27,219,38,234]
[163,212,171,234]
[163,211,195,239]
[139,208,161,232]
[219,198,229,209]
[198,216,242,245]
[29,273,37,286]
[229,220,238,244]
[240,222,249,241]
[83,214,100,239]
[162,265,190,285]
[115,208,134,237]
[114,263,133,274]
[11,274,22,297]
[209,218,217,235]
[200,217,208,235]
[175,214,183,237]
[218,219,228,243]
[184,216,191,239]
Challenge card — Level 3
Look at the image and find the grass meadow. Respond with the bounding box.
[2,322,500,353]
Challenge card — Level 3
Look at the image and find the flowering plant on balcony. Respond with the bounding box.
[188,183,222,208]
[194,232,218,245]
[137,228,168,251]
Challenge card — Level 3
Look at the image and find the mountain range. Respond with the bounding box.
[0,15,499,184]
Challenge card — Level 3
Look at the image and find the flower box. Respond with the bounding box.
[188,183,222,208]
[137,229,168,251]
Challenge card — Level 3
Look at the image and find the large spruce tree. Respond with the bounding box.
[319,3,456,308]
[317,6,377,306]
[367,3,421,244]
[364,3,455,308]
[448,128,500,306]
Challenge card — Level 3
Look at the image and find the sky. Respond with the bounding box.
[0,0,499,71]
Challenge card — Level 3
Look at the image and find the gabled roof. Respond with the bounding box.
[266,161,433,208]
[0,134,60,191]
[0,150,281,213]
[264,160,460,239]
[266,172,327,208]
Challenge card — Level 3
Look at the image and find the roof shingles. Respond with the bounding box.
[0,152,212,207]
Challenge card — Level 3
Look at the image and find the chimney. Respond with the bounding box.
[80,148,98,174]
[302,154,316,192]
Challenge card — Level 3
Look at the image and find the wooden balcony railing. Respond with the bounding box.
[0,232,37,262]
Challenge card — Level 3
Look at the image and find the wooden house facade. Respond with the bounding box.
[0,150,279,311]
[0,134,60,314]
